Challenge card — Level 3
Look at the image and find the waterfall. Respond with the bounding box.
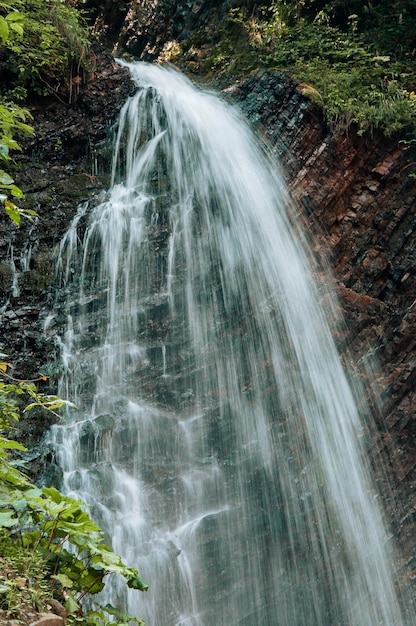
[49,62,407,625]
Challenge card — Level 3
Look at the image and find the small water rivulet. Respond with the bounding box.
[48,62,407,625]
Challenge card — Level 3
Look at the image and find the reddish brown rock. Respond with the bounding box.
[235,70,416,600]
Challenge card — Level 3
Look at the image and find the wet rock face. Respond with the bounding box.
[234,69,416,582]
[0,46,135,448]
[119,1,215,58]
[88,0,231,58]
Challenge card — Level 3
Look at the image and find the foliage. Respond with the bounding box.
[0,8,34,224]
[0,535,51,617]
[0,360,147,625]
[0,0,90,98]
[201,1,416,137]
[263,20,416,135]
[0,1,90,223]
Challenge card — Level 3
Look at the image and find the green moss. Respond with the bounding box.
[261,21,416,136]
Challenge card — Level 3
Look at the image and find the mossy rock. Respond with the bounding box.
[94,413,116,434]
[55,173,101,201]
[0,262,13,296]
[19,251,55,294]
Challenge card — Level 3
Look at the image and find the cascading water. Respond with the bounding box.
[48,62,407,625]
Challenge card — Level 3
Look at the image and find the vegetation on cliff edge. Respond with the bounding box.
[188,0,416,137]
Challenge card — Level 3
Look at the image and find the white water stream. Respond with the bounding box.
[49,62,406,625]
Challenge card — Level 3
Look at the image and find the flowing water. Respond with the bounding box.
[49,62,406,625]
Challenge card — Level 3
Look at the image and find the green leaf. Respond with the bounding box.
[0,436,27,451]
[25,487,43,496]
[3,138,21,151]
[126,573,149,592]
[65,593,80,613]
[52,518,102,535]
[4,201,21,226]
[5,12,24,23]
[0,511,17,528]
[24,395,77,413]
[51,573,74,588]
[0,16,9,43]
[41,486,84,508]
[13,497,28,512]
[9,21,23,36]
[101,604,145,625]
[0,463,29,487]
[8,184,24,199]
[0,170,14,186]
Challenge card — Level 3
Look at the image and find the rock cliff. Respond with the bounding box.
[0,0,414,605]
[234,70,416,583]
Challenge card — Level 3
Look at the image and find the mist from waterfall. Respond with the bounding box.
[48,61,407,625]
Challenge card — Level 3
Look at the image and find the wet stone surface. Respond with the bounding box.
[0,45,135,455]
[233,69,416,592]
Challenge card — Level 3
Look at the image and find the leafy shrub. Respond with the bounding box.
[0,360,148,625]
[0,1,90,222]
[0,0,90,99]
[262,21,416,135]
